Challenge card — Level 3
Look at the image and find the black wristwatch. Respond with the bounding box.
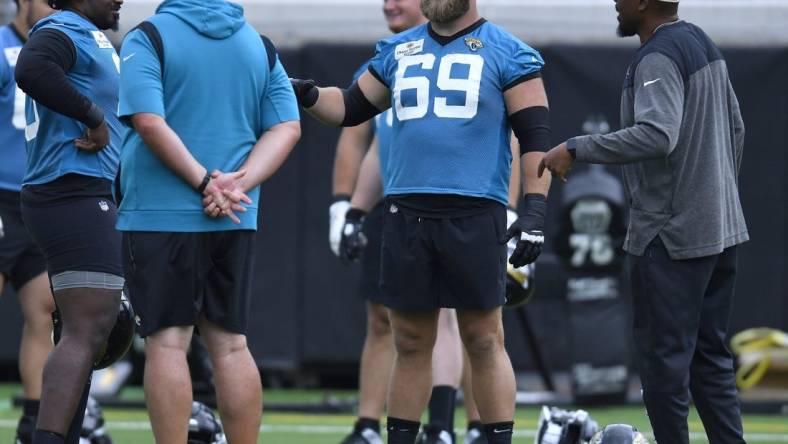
[197,172,211,193]
[566,139,578,160]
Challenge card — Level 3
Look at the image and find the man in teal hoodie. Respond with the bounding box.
[117,0,300,442]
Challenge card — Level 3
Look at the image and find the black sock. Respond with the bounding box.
[387,417,420,444]
[484,421,514,444]
[467,420,484,432]
[32,430,64,444]
[65,382,91,443]
[17,401,39,443]
[23,399,41,417]
[356,417,381,434]
[427,385,457,431]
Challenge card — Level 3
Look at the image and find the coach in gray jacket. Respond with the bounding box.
[541,0,748,443]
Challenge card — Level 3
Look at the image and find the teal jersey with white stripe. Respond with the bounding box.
[23,11,122,186]
[367,19,543,204]
[0,26,26,191]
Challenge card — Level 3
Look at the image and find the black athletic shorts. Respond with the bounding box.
[0,189,46,290]
[19,175,123,279]
[122,230,256,337]
[358,202,384,303]
[379,199,507,312]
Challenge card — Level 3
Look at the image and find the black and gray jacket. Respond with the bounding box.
[569,20,748,260]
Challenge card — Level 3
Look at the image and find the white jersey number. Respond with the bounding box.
[393,54,484,121]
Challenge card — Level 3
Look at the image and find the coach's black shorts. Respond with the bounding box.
[0,190,46,290]
[358,202,384,303]
[123,230,256,337]
[19,176,123,279]
[379,200,507,312]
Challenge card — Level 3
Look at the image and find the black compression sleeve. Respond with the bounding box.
[341,82,383,127]
[509,106,551,154]
[15,28,104,129]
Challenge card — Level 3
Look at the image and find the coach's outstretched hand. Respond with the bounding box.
[74,120,110,153]
[505,194,547,267]
[290,78,319,108]
[339,208,367,264]
[202,170,252,224]
[539,142,574,182]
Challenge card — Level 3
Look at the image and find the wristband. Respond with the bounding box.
[84,102,105,129]
[566,138,578,159]
[345,208,367,222]
[197,172,211,193]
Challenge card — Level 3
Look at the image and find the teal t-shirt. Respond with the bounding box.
[116,0,299,232]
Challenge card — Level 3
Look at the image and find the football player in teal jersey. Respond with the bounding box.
[293,1,552,442]
[15,0,124,443]
[0,3,56,443]
[331,2,492,443]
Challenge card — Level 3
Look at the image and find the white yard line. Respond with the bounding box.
[1,420,787,441]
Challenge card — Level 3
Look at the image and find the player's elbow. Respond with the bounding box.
[130,113,167,139]
[14,53,37,97]
[639,121,678,158]
[272,120,302,146]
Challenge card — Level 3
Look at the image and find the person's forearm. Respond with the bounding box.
[304,87,346,126]
[521,152,551,198]
[350,141,383,212]
[508,134,521,208]
[332,121,372,196]
[133,114,205,189]
[239,121,301,192]
[571,122,676,165]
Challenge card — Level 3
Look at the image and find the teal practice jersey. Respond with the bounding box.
[367,19,543,205]
[0,26,26,191]
[23,11,122,186]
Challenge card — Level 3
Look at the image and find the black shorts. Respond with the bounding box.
[358,202,384,303]
[379,199,507,312]
[122,230,256,337]
[19,178,123,280]
[0,190,46,290]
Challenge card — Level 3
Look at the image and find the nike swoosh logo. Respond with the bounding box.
[494,428,512,433]
[643,78,662,87]
[123,53,136,62]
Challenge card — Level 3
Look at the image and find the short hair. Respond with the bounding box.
[49,0,70,9]
[654,2,679,15]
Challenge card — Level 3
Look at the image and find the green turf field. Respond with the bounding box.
[1,385,786,443]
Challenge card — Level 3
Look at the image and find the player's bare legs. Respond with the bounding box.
[17,273,55,400]
[457,308,515,424]
[388,309,440,421]
[37,288,120,436]
[433,309,463,387]
[144,325,194,444]
[358,301,395,420]
[424,308,463,439]
[462,349,484,426]
[198,317,261,444]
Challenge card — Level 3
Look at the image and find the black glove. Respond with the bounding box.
[290,78,319,108]
[505,194,546,267]
[339,208,368,264]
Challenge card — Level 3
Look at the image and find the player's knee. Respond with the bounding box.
[205,333,249,360]
[463,330,504,361]
[393,328,434,358]
[85,311,119,352]
[146,327,193,356]
[368,309,392,338]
